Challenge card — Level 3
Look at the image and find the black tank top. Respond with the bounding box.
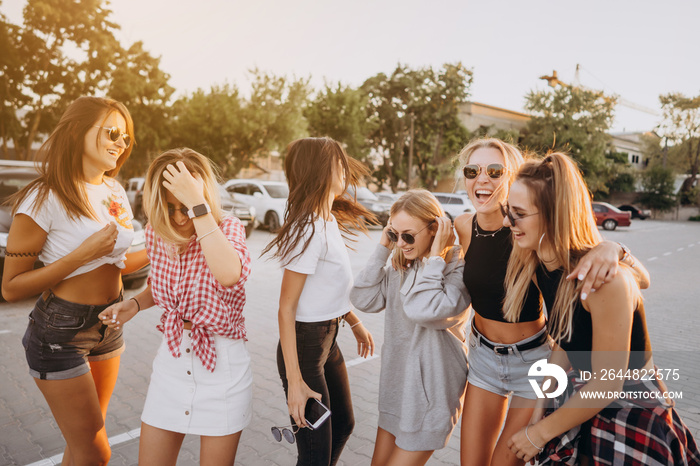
[536,264,652,373]
[462,219,542,322]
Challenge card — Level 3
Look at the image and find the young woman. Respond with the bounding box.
[99,148,252,465]
[263,137,375,466]
[350,189,470,466]
[504,152,700,465]
[454,138,648,466]
[2,96,144,465]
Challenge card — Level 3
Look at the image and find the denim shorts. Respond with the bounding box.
[467,323,553,399]
[21,291,125,380]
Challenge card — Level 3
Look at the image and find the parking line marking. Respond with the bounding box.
[25,428,141,466]
[690,244,695,248]
[677,248,684,252]
[648,257,658,261]
[0,330,11,335]
[346,354,379,367]
[663,252,672,256]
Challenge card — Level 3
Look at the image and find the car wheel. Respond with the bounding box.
[602,219,617,231]
[266,211,281,233]
[245,224,253,237]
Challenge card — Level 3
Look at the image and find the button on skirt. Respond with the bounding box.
[141,332,253,436]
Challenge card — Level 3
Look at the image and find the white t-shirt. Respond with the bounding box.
[15,178,135,279]
[282,215,353,322]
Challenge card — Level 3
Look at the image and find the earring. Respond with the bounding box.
[537,232,546,258]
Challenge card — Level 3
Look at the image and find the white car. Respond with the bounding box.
[223,179,288,232]
[433,192,475,220]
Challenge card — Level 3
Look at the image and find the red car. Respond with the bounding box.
[592,202,631,231]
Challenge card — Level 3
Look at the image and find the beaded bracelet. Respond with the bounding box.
[525,425,544,453]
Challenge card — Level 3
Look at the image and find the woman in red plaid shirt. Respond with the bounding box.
[264,137,376,466]
[100,148,252,465]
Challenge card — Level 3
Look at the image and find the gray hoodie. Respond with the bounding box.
[350,244,471,451]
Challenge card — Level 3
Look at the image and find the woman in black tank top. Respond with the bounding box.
[504,152,698,465]
[455,139,643,466]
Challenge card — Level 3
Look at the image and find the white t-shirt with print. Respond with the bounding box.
[15,178,135,279]
[282,215,353,322]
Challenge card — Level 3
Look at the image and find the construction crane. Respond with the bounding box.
[539,64,659,116]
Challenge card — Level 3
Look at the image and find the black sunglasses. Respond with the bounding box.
[95,125,132,148]
[463,163,506,179]
[167,205,189,217]
[271,424,299,444]
[386,220,435,245]
[500,203,539,227]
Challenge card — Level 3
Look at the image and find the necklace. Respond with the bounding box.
[473,217,505,238]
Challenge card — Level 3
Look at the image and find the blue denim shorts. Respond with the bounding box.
[21,291,125,380]
[467,323,553,399]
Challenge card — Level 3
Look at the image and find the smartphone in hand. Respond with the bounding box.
[305,398,331,430]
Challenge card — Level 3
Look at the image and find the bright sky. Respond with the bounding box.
[4,0,699,133]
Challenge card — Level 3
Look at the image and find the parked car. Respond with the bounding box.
[125,177,145,221]
[617,204,651,220]
[592,202,631,231]
[346,186,390,225]
[223,179,288,232]
[219,185,256,237]
[433,192,474,220]
[0,166,150,301]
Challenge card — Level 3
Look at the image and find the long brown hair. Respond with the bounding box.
[503,152,602,342]
[263,137,376,262]
[143,148,223,248]
[389,189,445,271]
[11,96,135,220]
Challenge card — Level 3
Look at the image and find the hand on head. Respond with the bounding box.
[161,161,206,209]
[430,216,455,257]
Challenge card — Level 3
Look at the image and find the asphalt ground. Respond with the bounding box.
[1,219,699,465]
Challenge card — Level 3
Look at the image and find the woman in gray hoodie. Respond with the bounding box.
[350,189,470,466]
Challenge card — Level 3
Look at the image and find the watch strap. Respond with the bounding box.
[188,203,211,219]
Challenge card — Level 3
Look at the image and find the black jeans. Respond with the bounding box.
[277,318,355,466]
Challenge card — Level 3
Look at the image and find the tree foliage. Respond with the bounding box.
[638,166,677,213]
[521,85,618,196]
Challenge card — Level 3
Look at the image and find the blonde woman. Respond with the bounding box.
[351,189,470,466]
[454,138,649,466]
[99,148,252,465]
[504,152,700,465]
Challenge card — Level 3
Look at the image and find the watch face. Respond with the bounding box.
[191,203,209,218]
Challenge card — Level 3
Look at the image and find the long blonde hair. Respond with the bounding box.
[504,152,601,342]
[11,97,134,221]
[143,148,223,248]
[389,189,446,271]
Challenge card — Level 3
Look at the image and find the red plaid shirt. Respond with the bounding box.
[145,216,251,372]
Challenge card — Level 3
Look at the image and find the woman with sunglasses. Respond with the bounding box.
[263,137,375,466]
[454,138,648,466]
[99,147,253,465]
[351,189,470,466]
[2,96,146,465]
[504,152,699,465]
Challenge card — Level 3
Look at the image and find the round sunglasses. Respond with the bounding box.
[167,205,189,217]
[463,163,506,179]
[499,203,539,227]
[94,125,132,148]
[271,424,299,444]
[386,220,435,245]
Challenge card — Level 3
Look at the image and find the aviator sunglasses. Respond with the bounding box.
[94,126,132,148]
[271,424,299,444]
[463,163,506,179]
[500,203,539,227]
[386,220,435,245]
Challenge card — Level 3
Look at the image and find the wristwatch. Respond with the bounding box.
[187,203,211,219]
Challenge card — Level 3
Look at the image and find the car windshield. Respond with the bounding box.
[264,184,289,199]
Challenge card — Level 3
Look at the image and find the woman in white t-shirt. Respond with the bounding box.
[262,137,375,466]
[2,97,147,465]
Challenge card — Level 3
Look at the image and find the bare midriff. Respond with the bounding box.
[473,313,546,344]
[49,263,123,305]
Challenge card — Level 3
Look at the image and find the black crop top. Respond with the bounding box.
[462,219,542,323]
[536,264,652,373]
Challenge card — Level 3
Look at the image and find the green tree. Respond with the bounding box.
[109,41,175,178]
[521,85,618,196]
[0,10,26,159]
[638,166,677,214]
[305,82,374,163]
[657,93,700,204]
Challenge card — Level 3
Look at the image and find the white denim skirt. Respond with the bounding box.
[141,331,253,436]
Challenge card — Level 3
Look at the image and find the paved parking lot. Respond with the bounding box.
[1,220,699,465]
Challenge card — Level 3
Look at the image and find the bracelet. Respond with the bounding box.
[350,321,362,329]
[130,297,141,312]
[196,227,219,243]
[525,425,544,453]
[5,250,41,257]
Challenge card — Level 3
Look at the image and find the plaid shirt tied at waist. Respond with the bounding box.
[145,216,251,372]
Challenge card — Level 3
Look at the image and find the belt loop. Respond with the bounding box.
[44,290,54,306]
